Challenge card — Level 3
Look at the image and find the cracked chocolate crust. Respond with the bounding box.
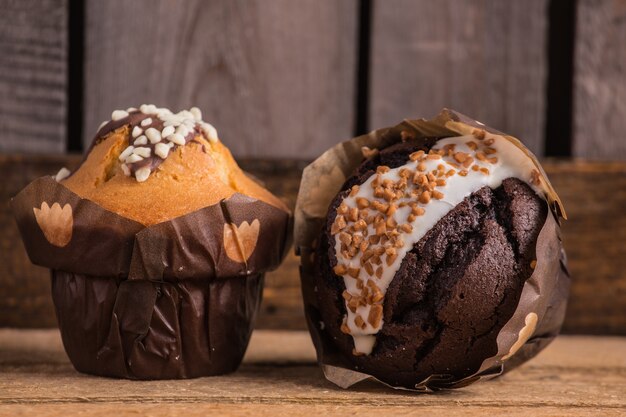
[314,138,548,387]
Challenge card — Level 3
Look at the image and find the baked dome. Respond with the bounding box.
[61,105,288,225]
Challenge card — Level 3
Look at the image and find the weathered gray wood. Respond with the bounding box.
[0,0,67,153]
[573,0,626,159]
[0,330,625,416]
[83,0,357,159]
[370,0,548,155]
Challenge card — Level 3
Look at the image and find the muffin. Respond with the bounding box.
[295,109,569,390]
[13,105,291,379]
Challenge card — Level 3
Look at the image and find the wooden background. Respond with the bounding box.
[1,0,625,334]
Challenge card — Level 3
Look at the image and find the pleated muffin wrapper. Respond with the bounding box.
[295,108,569,392]
[12,176,291,379]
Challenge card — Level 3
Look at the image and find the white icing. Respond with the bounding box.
[333,133,542,354]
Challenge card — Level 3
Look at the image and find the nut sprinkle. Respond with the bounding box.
[331,132,545,355]
[95,105,219,183]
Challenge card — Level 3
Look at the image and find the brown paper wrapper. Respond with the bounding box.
[295,109,569,391]
[12,176,291,379]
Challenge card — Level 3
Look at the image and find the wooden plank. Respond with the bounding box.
[0,155,81,328]
[573,0,626,159]
[369,0,548,156]
[0,0,67,153]
[0,330,625,416]
[83,0,357,159]
[3,404,624,417]
[544,160,626,334]
[2,157,626,335]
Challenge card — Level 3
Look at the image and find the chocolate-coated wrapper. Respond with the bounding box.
[295,109,569,391]
[12,176,291,379]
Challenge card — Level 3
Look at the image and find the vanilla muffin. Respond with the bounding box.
[14,105,291,380]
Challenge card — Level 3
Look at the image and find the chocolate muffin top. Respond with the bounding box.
[315,132,548,386]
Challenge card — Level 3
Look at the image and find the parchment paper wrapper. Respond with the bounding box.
[295,109,569,391]
[12,176,291,379]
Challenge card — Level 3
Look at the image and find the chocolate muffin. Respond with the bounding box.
[13,105,291,379]
[302,113,568,389]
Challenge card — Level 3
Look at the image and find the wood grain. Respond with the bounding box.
[0,155,81,328]
[544,160,626,334]
[83,0,357,159]
[1,157,626,335]
[0,330,625,416]
[573,0,626,160]
[369,0,548,155]
[0,0,67,154]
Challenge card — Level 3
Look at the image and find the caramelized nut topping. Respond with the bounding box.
[368,304,383,327]
[472,129,486,140]
[333,264,347,275]
[331,132,516,341]
[356,197,370,209]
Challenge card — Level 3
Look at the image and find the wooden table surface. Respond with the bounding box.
[0,330,625,416]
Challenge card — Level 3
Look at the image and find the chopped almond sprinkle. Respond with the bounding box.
[472,129,486,140]
[346,207,359,222]
[334,264,347,275]
[412,206,425,216]
[454,152,469,163]
[375,266,383,278]
[368,304,383,327]
[349,185,360,196]
[356,197,370,209]
[410,150,425,161]
[419,190,431,204]
[338,232,352,246]
[432,190,444,200]
[331,215,346,235]
[354,314,366,329]
[347,267,360,279]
